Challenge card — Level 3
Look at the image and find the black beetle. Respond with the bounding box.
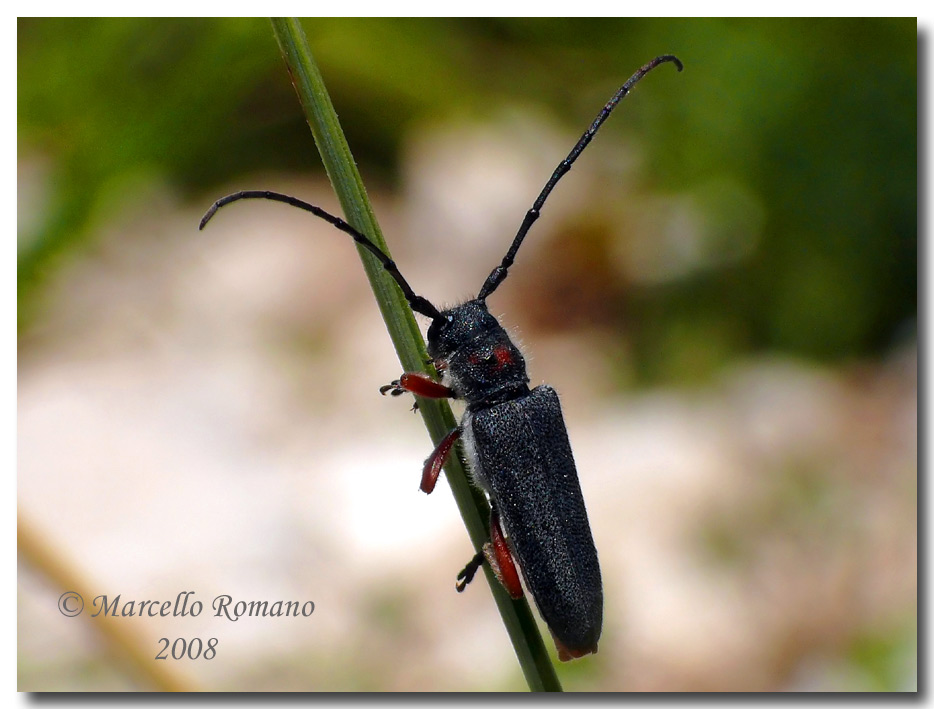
[200,54,682,662]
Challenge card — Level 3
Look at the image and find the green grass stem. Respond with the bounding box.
[268,17,562,692]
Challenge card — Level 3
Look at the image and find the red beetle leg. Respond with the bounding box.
[379,372,454,399]
[483,509,523,600]
[420,428,461,494]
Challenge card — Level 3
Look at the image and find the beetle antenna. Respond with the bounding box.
[477,54,683,301]
[200,190,442,320]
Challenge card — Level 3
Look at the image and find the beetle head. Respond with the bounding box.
[426,300,500,360]
[427,299,530,403]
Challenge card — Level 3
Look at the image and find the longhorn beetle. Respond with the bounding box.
[200,54,682,662]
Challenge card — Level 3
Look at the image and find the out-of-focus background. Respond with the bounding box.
[17,18,916,691]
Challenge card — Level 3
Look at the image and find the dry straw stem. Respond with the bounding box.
[17,513,199,691]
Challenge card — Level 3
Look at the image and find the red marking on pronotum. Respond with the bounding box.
[492,344,514,370]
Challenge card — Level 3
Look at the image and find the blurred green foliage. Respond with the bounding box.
[18,18,916,379]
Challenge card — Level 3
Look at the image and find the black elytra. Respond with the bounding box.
[464,385,602,655]
[200,55,682,662]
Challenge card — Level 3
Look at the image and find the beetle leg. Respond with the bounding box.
[421,427,461,494]
[485,507,524,600]
[454,508,524,599]
[455,550,485,592]
[379,372,455,399]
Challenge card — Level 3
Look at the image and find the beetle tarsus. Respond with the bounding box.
[379,380,401,395]
[456,550,486,592]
